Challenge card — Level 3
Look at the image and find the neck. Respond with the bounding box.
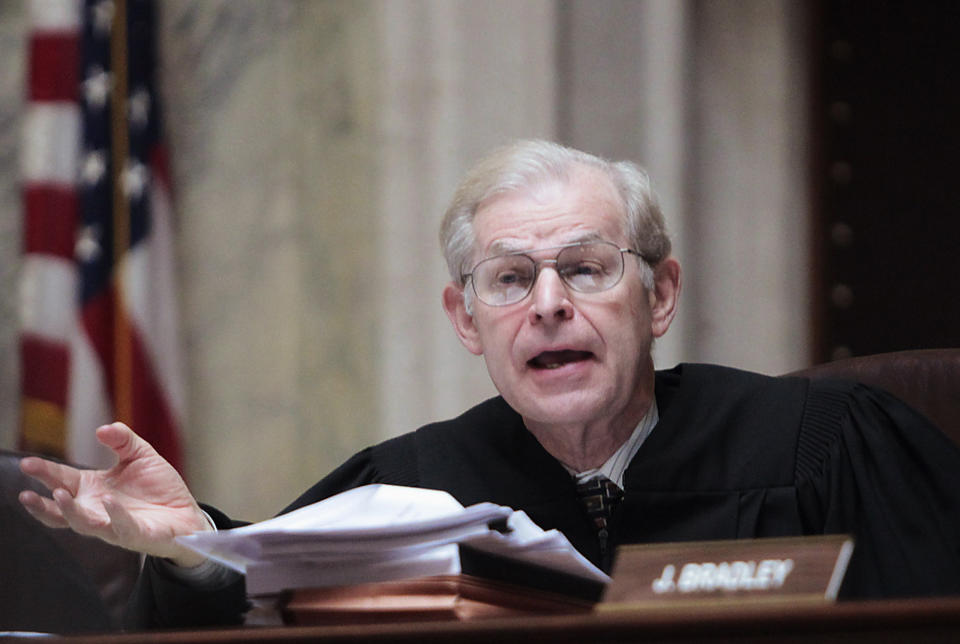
[523,370,655,473]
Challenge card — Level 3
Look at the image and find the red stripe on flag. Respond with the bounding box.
[79,284,184,472]
[20,334,70,407]
[28,32,80,102]
[149,143,173,194]
[77,286,113,390]
[129,325,184,472]
[24,184,78,258]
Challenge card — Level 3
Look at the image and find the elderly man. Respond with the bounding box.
[19,140,960,628]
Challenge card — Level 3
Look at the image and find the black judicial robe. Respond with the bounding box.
[129,364,960,628]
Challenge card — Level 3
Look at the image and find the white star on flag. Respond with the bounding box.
[80,149,107,186]
[82,66,112,110]
[91,0,115,35]
[122,160,149,200]
[75,225,103,263]
[128,87,151,128]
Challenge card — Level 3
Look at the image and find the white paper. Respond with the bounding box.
[176,484,610,595]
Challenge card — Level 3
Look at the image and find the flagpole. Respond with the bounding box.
[110,0,133,426]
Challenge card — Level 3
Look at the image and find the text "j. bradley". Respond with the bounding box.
[651,559,795,594]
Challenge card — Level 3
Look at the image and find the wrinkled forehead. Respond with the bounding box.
[471,168,628,257]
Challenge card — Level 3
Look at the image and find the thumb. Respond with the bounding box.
[96,422,158,464]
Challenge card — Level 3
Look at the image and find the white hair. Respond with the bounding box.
[440,140,670,313]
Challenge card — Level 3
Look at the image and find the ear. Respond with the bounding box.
[442,282,484,355]
[648,257,682,338]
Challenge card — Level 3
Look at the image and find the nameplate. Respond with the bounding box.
[601,535,854,608]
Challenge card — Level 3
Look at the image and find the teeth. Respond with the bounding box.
[530,350,591,370]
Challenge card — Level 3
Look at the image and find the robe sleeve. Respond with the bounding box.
[796,380,960,598]
[125,447,385,630]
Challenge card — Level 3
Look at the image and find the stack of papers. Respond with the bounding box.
[177,485,609,596]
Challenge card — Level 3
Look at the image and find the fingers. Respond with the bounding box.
[20,485,110,538]
[19,456,84,496]
[21,423,156,491]
[18,489,69,529]
[52,486,112,540]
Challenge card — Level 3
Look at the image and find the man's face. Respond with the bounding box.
[443,167,677,432]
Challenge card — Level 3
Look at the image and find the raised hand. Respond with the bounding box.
[18,422,212,567]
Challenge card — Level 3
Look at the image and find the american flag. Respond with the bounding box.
[20,0,185,471]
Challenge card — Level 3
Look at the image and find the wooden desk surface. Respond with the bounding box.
[32,596,960,644]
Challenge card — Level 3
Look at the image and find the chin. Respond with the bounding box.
[511,389,612,427]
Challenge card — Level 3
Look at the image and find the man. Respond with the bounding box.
[19,140,960,628]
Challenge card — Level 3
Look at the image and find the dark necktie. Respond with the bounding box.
[575,475,623,569]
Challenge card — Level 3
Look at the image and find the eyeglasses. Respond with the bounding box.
[462,240,646,307]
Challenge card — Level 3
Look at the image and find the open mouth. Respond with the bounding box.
[528,350,594,370]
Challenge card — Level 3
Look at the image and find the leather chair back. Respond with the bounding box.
[0,449,140,634]
[788,349,960,446]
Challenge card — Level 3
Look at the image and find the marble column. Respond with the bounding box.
[0,2,26,450]
[157,0,390,518]
[685,0,812,372]
[156,0,557,518]
[374,0,556,445]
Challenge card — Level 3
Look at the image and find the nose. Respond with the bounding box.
[528,265,574,324]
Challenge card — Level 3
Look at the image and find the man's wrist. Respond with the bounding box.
[166,509,218,568]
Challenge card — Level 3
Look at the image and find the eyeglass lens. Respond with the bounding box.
[472,242,627,306]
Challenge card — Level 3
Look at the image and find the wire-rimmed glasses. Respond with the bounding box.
[462,240,646,307]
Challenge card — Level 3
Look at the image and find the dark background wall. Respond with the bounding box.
[813,0,960,361]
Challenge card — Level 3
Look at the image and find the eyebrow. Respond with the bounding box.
[486,232,605,257]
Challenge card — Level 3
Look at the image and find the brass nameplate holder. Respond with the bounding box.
[600,535,854,609]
